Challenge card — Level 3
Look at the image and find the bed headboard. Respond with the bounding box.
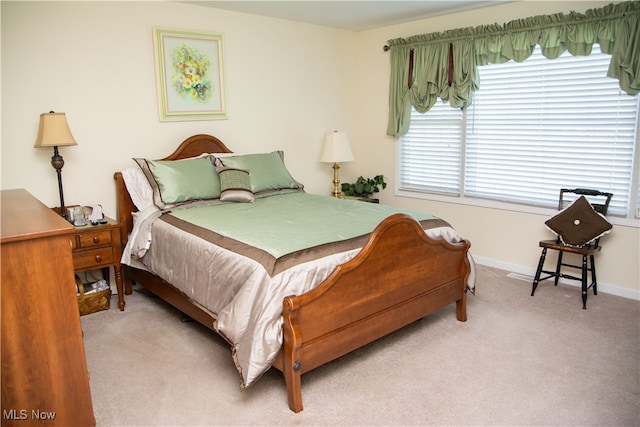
[113,134,233,244]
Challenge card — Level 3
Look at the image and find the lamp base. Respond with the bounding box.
[51,146,68,220]
[331,162,343,198]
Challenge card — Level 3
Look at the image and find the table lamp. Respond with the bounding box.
[34,111,78,220]
[320,130,354,198]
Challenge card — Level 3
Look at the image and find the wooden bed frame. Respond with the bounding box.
[113,134,472,413]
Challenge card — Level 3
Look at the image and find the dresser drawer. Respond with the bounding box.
[77,230,112,249]
[73,247,114,270]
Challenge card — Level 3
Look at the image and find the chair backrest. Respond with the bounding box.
[558,188,613,216]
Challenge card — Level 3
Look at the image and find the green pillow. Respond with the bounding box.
[146,157,221,205]
[218,152,299,194]
[218,167,255,203]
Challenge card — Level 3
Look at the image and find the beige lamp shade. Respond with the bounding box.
[320,131,355,163]
[34,112,77,148]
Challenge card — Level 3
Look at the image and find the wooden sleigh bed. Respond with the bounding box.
[113,134,472,413]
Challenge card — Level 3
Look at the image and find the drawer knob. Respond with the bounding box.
[95,255,102,262]
[93,236,101,244]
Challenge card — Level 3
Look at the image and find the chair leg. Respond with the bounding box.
[581,255,588,309]
[590,254,598,295]
[554,251,563,287]
[531,248,547,296]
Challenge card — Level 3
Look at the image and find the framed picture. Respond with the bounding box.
[153,27,227,121]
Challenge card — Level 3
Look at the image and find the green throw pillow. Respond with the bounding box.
[218,151,299,194]
[145,157,221,205]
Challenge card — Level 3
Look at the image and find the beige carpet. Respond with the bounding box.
[81,265,640,426]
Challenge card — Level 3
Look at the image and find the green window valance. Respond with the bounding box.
[386,1,640,136]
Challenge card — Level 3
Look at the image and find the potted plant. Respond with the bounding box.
[341,175,387,199]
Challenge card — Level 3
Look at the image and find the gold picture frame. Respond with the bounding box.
[153,27,227,121]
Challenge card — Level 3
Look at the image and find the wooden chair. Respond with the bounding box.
[531,189,613,309]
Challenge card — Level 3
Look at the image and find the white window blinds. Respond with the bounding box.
[399,106,463,195]
[399,45,639,218]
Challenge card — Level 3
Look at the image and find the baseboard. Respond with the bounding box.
[473,255,640,301]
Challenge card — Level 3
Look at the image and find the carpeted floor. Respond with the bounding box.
[81,265,640,426]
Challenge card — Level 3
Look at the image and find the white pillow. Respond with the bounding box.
[120,166,154,211]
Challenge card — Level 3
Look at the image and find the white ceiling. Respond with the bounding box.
[182,1,511,32]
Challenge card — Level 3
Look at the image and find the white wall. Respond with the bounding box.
[2,1,638,298]
[353,1,639,298]
[1,0,357,213]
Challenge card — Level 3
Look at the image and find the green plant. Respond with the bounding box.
[341,175,387,197]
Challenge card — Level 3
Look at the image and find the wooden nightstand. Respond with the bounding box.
[71,216,125,311]
[343,196,380,203]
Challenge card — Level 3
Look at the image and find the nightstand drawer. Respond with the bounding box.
[77,230,112,248]
[73,247,114,270]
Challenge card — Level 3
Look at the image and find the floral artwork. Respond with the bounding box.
[154,28,227,121]
[171,44,212,103]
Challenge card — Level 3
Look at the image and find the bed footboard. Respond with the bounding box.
[273,213,471,413]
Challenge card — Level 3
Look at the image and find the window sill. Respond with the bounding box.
[395,188,640,228]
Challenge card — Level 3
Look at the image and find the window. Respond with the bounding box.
[399,45,639,219]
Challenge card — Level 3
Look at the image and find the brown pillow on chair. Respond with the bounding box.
[545,195,612,247]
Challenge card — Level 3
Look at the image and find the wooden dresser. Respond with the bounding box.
[1,189,95,426]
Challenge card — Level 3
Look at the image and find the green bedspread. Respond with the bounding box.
[169,192,436,258]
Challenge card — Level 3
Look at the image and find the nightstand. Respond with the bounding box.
[71,216,125,311]
[343,196,380,203]
[358,197,379,203]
